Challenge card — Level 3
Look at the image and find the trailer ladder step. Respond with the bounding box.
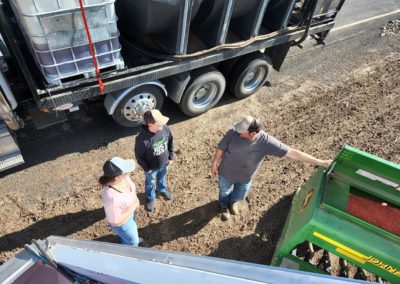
[0,121,24,171]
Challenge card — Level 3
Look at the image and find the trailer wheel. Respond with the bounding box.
[228,53,271,99]
[179,67,225,117]
[112,85,165,127]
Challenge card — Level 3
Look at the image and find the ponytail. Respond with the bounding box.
[99,175,115,186]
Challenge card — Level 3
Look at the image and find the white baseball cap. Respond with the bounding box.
[103,157,135,177]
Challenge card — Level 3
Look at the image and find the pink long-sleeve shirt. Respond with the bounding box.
[102,177,138,225]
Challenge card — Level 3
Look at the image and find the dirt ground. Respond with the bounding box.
[1,28,399,280]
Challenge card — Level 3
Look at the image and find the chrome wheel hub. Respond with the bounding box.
[123,93,157,121]
[243,67,265,91]
[192,83,217,108]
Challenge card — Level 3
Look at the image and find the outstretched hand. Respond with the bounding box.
[319,159,333,168]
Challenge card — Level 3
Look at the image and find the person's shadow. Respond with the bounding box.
[209,194,293,265]
[0,208,104,265]
[95,200,220,246]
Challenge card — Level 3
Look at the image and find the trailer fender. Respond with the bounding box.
[162,72,191,104]
[104,81,167,115]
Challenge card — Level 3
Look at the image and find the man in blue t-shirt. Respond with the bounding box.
[135,110,174,212]
[211,116,331,220]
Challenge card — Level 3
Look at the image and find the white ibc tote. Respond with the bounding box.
[10,0,124,85]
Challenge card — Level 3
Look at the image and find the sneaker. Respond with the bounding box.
[161,190,172,200]
[230,202,240,215]
[221,208,230,221]
[146,200,155,212]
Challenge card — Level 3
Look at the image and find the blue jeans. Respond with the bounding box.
[110,215,139,246]
[218,175,252,209]
[145,164,169,202]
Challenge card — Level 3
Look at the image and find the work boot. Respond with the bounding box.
[221,208,230,221]
[161,190,172,200]
[230,202,239,215]
[146,200,155,212]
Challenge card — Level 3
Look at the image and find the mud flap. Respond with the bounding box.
[264,42,292,72]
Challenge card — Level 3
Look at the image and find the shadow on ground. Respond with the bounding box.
[0,208,104,264]
[95,201,220,246]
[94,195,292,264]
[1,93,238,178]
[209,194,293,265]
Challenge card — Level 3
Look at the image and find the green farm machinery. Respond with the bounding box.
[272,145,400,283]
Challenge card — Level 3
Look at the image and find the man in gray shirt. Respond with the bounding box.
[211,116,331,221]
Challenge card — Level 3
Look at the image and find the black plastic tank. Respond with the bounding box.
[193,0,259,26]
[116,0,296,54]
[192,0,266,46]
[263,0,297,31]
[231,0,261,18]
[116,0,202,37]
[116,0,204,54]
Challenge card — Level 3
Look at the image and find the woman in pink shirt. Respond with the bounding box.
[99,157,141,246]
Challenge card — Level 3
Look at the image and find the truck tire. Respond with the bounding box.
[179,67,225,117]
[228,53,271,99]
[112,84,165,127]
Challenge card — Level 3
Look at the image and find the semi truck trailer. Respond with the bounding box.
[0,0,345,171]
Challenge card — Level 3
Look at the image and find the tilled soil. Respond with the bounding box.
[0,51,399,281]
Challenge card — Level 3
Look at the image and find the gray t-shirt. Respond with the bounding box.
[218,129,289,183]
